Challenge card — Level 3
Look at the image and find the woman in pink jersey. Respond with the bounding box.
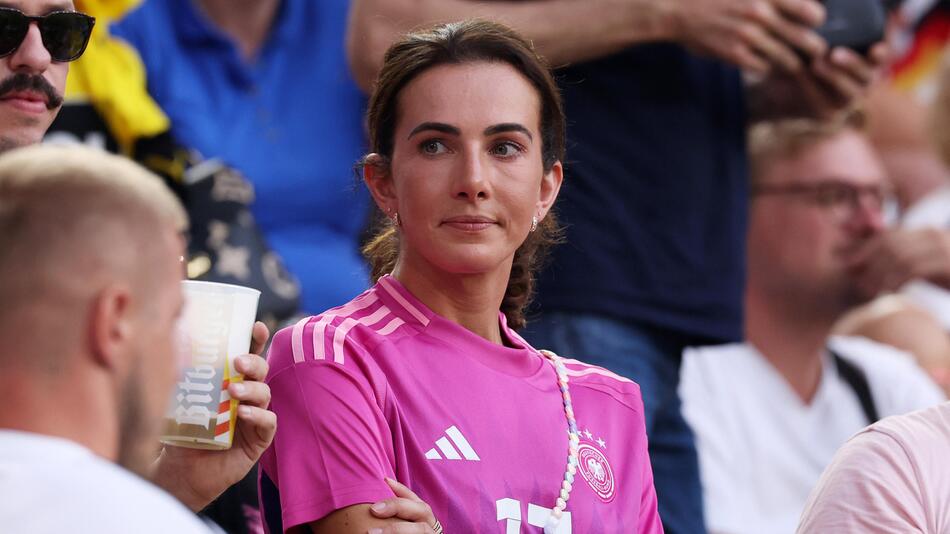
[259,20,663,534]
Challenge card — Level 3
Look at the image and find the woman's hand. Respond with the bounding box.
[309,478,443,534]
[367,478,443,534]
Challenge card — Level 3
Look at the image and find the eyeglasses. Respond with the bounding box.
[752,179,893,214]
[0,7,95,62]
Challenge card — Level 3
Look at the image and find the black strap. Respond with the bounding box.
[830,348,880,424]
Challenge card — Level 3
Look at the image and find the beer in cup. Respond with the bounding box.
[161,280,260,450]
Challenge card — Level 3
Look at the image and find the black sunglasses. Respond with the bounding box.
[0,7,95,62]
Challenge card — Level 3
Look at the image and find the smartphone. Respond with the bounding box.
[816,0,887,55]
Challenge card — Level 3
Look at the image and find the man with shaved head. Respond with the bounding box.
[0,144,223,531]
[0,1,278,531]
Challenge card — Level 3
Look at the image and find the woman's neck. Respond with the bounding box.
[392,256,511,345]
[194,0,280,61]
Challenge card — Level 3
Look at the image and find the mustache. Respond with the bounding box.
[0,73,63,110]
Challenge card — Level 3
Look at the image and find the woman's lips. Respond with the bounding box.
[442,216,497,231]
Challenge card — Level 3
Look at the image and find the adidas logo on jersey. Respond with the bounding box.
[424,425,480,461]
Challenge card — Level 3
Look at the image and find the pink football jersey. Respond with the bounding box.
[259,275,662,533]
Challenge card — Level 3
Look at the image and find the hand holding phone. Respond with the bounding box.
[815,0,887,56]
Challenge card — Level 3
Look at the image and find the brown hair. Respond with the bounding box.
[360,19,565,329]
[748,109,867,186]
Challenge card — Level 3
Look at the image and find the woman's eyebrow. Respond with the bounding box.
[408,122,461,139]
[484,123,533,141]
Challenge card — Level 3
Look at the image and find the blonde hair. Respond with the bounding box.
[0,145,188,317]
[748,109,867,186]
[0,144,187,229]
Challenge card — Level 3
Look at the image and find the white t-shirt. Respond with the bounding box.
[680,336,946,534]
[901,185,950,330]
[797,402,950,533]
[0,430,214,533]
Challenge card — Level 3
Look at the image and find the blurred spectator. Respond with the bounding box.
[861,0,950,189]
[797,401,950,533]
[110,0,371,317]
[859,1,950,327]
[348,2,884,531]
[836,50,950,390]
[0,145,214,533]
[47,0,303,332]
[680,112,946,534]
[43,3,295,531]
[861,0,950,198]
[0,4,284,533]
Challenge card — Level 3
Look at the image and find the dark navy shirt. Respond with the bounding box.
[534,44,748,342]
[113,0,370,315]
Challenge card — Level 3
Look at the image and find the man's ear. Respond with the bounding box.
[363,153,398,215]
[88,284,134,371]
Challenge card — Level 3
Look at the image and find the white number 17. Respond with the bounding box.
[496,498,572,533]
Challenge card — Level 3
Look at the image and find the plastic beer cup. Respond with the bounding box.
[161,280,260,450]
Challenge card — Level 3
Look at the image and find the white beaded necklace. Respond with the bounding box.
[538,349,580,534]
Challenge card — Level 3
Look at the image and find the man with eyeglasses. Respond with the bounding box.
[678,110,948,534]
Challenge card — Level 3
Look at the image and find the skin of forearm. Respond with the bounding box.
[308,504,401,533]
[347,0,676,91]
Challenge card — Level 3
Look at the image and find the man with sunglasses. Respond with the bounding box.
[678,110,947,534]
[0,1,91,152]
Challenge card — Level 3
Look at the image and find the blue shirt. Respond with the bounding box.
[534,44,748,342]
[113,0,370,314]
